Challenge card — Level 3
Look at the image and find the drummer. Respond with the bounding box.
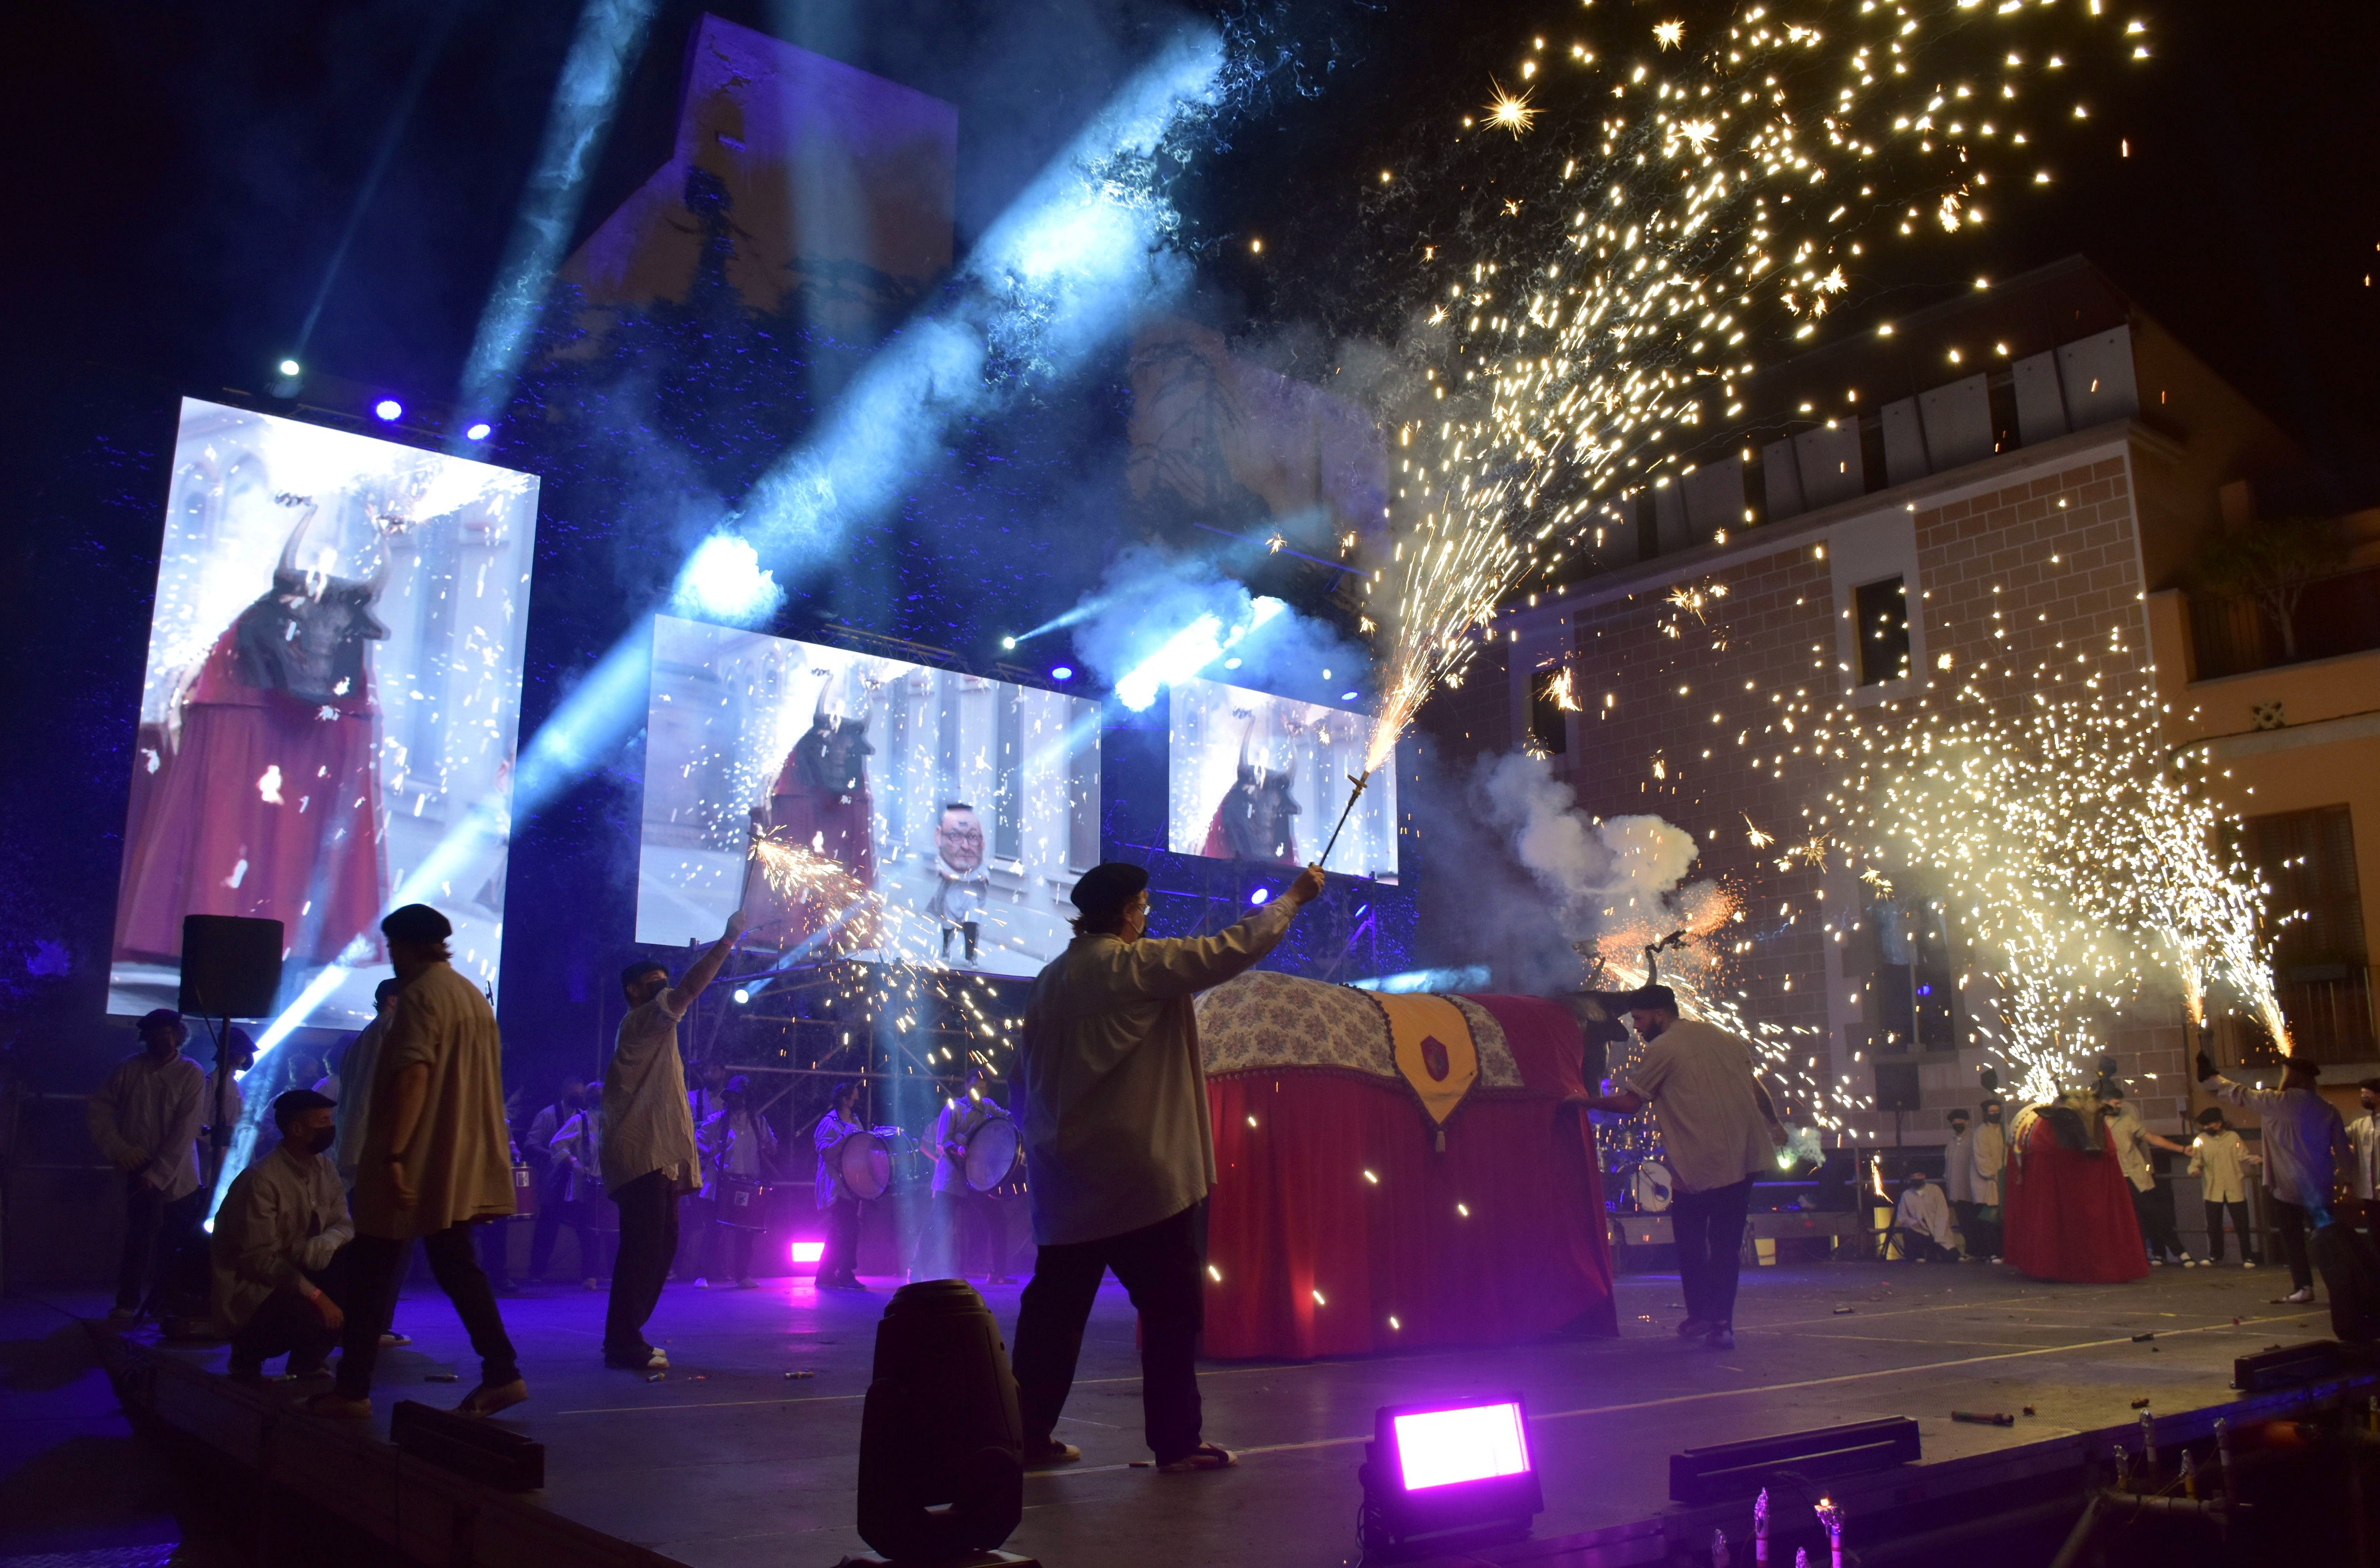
[698,1077,777,1288]
[923,1067,1013,1284]
[812,1081,871,1292]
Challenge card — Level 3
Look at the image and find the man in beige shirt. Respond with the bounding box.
[211,1089,352,1377]
[2188,1105,2262,1268]
[88,1008,207,1321]
[1012,858,1323,1475]
[1579,986,1785,1351]
[311,904,522,1419]
[602,909,744,1371]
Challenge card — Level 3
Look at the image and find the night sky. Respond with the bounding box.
[2,0,2372,1062]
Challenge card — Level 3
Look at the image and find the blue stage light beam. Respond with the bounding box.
[1112,595,1283,711]
[671,27,1227,622]
[452,0,658,443]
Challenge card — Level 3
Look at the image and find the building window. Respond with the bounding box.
[1855,575,1911,686]
[1857,892,1958,1054]
[2231,804,2375,1063]
[1527,668,1571,755]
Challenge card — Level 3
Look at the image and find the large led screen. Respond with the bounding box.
[638,615,1102,977]
[111,400,539,1027]
[1167,676,1398,883]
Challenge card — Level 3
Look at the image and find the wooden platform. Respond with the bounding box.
[82,1261,2380,1567]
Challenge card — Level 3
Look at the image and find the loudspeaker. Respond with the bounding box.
[1873,1060,1922,1113]
[177,916,284,1018]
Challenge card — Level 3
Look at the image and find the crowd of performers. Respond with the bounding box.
[87,858,1335,1470]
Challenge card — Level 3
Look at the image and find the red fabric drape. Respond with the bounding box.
[2004,1117,2148,1284]
[1201,994,1618,1359]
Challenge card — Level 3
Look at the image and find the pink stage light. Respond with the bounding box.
[1392,1402,1532,1492]
[789,1240,826,1265]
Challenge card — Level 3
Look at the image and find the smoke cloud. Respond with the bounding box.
[1069,542,1368,708]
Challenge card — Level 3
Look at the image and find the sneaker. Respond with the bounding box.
[2148,1258,2163,1267]
[2243,1259,2259,1269]
[605,1345,668,1371]
[105,1306,141,1324]
[304,1393,372,1420]
[1156,1443,1237,1473]
[456,1378,529,1417]
[379,1331,412,1348]
[693,1278,710,1290]
[735,1277,760,1289]
[2278,1287,2315,1305]
[1704,1326,1736,1351]
[1024,1438,1081,1468]
[1676,1316,1714,1339]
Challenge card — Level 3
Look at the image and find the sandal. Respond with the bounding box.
[1156,1443,1237,1473]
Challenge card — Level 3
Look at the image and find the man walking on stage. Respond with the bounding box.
[310,904,522,1419]
[1577,986,1784,1351]
[1011,858,1324,1474]
[602,910,744,1371]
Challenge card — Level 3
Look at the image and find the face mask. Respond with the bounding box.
[302,1127,336,1155]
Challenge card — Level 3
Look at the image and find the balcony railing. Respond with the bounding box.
[2189,565,2380,681]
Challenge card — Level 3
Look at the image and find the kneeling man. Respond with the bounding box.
[211,1089,352,1379]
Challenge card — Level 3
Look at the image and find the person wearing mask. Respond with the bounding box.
[2200,1051,2353,1306]
[601,910,744,1371]
[2103,1086,2197,1266]
[1943,1109,1978,1258]
[2348,1079,2380,1234]
[211,1089,352,1379]
[88,1009,206,1322]
[1893,1171,1958,1262]
[549,1092,611,1287]
[309,905,522,1420]
[1012,859,1325,1474]
[681,1061,734,1284]
[1968,1097,2008,1261]
[813,1080,871,1291]
[698,1077,778,1288]
[525,1077,592,1284]
[2188,1105,2262,1267]
[1577,986,1787,1351]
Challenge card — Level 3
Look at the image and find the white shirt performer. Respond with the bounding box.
[2104,1091,2195,1265]
[87,1008,207,1321]
[1579,984,1784,1351]
[211,1088,352,1378]
[812,1081,872,1291]
[314,904,521,1421]
[2200,1051,2352,1304]
[1895,1174,1957,1260]
[2188,1107,2263,1267]
[602,910,744,1372]
[1010,858,1323,1475]
[2346,1078,2380,1210]
[330,978,403,1184]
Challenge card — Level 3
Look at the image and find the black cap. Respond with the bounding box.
[725,1075,750,1094]
[2195,1105,2226,1123]
[381,904,453,944]
[272,1087,335,1127]
[1620,984,1678,1014]
[137,1007,184,1033]
[1070,863,1149,923]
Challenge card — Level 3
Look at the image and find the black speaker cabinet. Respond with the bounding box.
[177,915,284,1018]
[1872,1059,1923,1114]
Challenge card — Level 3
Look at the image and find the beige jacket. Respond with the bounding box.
[1019,900,1293,1246]
[87,1052,206,1200]
[352,962,516,1239]
[210,1144,353,1330]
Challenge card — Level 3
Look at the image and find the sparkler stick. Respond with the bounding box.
[1317,770,1371,867]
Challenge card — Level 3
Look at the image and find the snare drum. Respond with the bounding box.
[837,1129,894,1201]
[715,1171,769,1229]
[1632,1159,1675,1214]
[509,1162,539,1220]
[962,1115,1023,1193]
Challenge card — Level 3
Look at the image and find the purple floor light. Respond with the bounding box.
[1360,1394,1543,1559]
[373,398,404,422]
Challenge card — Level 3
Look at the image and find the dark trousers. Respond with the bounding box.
[604,1171,679,1359]
[477,1219,513,1290]
[527,1175,587,1279]
[116,1181,205,1311]
[716,1222,756,1282]
[1012,1204,1204,1463]
[2132,1185,2187,1260]
[2203,1200,2259,1264]
[1672,1179,1754,1327]
[334,1224,520,1399]
[2273,1198,2316,1290]
[922,1190,1006,1278]
[231,1281,340,1374]
[820,1198,862,1284]
[677,1195,716,1279]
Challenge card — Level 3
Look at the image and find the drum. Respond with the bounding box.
[962,1116,1022,1193]
[1632,1159,1675,1214]
[509,1162,539,1220]
[716,1171,769,1229]
[838,1130,894,1201]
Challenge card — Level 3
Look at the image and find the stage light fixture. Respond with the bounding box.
[1249,887,1270,906]
[1223,656,1243,669]
[1359,1395,1542,1560]
[1341,689,1360,701]
[373,398,404,422]
[465,421,493,441]
[1001,636,1017,649]
[732,987,750,1004]
[789,1239,826,1266]
[278,358,302,378]
[1049,664,1074,681]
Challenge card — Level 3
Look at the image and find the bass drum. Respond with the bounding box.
[962,1116,1022,1194]
[508,1162,539,1220]
[837,1130,894,1202]
[1632,1159,1675,1214]
[715,1172,770,1229]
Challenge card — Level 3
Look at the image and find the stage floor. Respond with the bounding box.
[97,1260,2335,1566]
